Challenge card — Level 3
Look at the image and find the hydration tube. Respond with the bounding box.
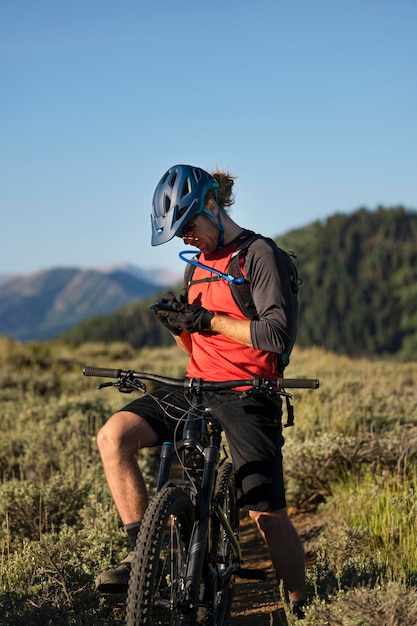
[179,250,245,284]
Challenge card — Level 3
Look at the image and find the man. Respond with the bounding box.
[95,164,306,618]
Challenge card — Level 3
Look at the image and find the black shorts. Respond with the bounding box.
[121,386,286,512]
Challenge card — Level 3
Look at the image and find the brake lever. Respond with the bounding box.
[98,378,147,394]
[98,381,117,389]
[98,380,135,394]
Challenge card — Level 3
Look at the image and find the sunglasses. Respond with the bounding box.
[176,219,197,239]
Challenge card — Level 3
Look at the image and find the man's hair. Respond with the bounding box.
[205,168,237,210]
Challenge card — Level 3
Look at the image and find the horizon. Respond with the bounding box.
[1,202,415,278]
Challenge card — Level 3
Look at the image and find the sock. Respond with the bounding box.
[125,521,141,551]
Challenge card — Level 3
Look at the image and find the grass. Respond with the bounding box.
[327,468,417,584]
[0,337,417,624]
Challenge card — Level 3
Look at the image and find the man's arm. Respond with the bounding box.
[246,239,296,355]
[210,314,252,347]
[169,316,252,353]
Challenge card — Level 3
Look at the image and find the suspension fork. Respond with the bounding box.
[157,441,175,491]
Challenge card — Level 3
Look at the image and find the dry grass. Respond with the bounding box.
[0,339,416,624]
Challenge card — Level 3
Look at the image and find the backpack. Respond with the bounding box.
[183,230,300,369]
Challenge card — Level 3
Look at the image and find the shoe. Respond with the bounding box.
[291,600,306,620]
[95,552,134,593]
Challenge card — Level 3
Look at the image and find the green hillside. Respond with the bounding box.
[58,289,177,348]
[278,205,417,359]
[59,206,417,360]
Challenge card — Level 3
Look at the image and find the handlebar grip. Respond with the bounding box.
[278,378,320,389]
[83,367,123,378]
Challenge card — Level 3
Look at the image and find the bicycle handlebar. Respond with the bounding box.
[83,366,319,390]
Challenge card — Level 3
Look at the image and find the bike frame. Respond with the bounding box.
[156,392,241,620]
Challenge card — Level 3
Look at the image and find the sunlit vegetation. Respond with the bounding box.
[0,337,416,624]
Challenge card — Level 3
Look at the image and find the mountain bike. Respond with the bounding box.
[83,367,319,626]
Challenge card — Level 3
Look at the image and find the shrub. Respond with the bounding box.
[303,582,417,626]
[0,523,125,625]
[284,427,417,509]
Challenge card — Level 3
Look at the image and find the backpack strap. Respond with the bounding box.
[182,252,222,299]
[182,256,197,300]
[182,230,260,310]
[229,232,300,336]
[228,232,263,320]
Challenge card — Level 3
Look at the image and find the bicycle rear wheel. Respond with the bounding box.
[126,486,195,626]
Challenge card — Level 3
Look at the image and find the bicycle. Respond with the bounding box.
[83,367,319,626]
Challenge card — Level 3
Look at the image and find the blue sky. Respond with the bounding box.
[1,0,416,277]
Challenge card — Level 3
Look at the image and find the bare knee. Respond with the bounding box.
[97,412,133,459]
[96,410,158,460]
[248,508,290,533]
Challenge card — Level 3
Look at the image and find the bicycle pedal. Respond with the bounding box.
[236,567,267,581]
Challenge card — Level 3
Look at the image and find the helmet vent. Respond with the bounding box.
[177,205,189,219]
[169,171,177,187]
[163,193,171,213]
[194,168,202,182]
[181,179,190,199]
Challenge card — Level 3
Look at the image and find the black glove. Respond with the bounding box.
[157,298,213,334]
[160,301,213,334]
[150,291,183,335]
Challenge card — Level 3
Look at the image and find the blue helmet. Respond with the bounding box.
[151,164,219,246]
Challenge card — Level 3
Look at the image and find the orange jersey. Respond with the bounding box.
[186,241,280,381]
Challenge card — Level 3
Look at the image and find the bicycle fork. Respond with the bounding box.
[157,440,222,624]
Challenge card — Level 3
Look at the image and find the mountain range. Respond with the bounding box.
[0,264,180,341]
[3,206,417,360]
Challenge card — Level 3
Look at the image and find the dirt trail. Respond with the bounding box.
[230,512,323,625]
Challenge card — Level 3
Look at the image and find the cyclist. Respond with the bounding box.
[95,164,306,618]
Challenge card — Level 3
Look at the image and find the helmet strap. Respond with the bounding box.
[201,189,224,249]
[216,203,225,249]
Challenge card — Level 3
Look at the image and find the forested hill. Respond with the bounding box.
[59,206,417,360]
[278,205,417,359]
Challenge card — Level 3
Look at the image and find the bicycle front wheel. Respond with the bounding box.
[126,486,195,626]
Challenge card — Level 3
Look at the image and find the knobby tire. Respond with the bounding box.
[125,486,195,626]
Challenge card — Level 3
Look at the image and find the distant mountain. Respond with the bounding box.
[0,265,180,341]
[0,274,17,287]
[88,263,181,287]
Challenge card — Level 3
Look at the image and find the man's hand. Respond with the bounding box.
[157,300,213,334]
[169,302,214,333]
[150,291,183,335]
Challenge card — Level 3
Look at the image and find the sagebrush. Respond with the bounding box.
[0,337,416,624]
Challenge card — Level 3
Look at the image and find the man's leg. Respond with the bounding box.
[96,409,159,524]
[249,508,306,603]
[95,410,159,592]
